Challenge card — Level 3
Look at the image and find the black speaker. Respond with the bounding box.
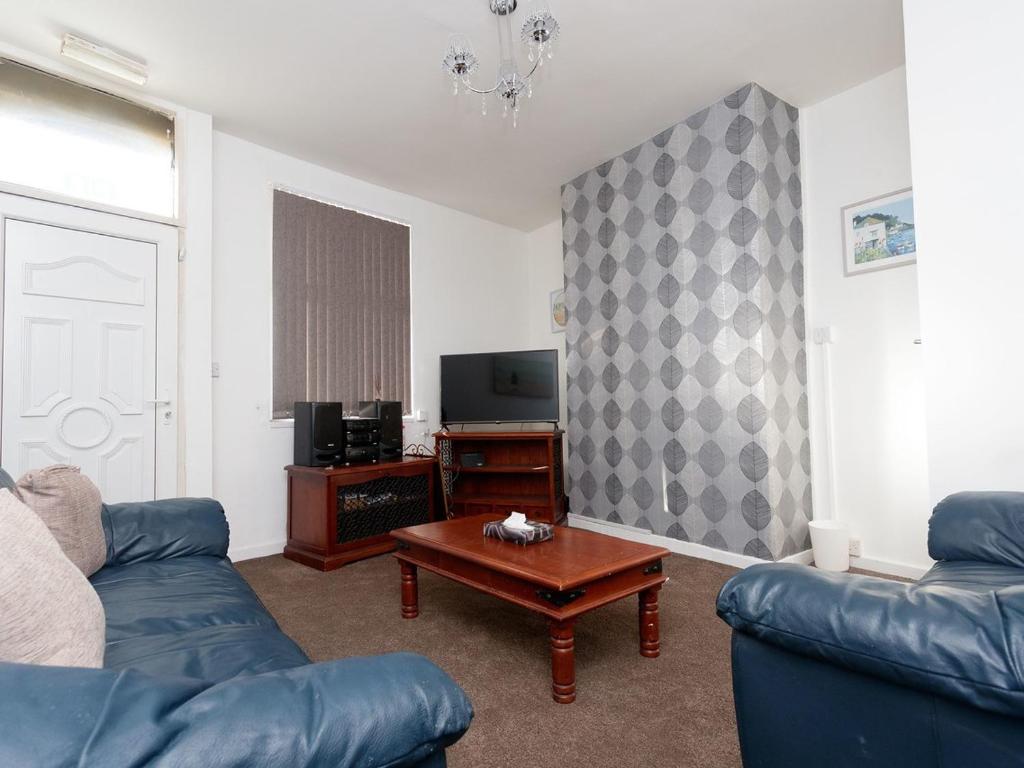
[359,400,403,461]
[293,402,344,467]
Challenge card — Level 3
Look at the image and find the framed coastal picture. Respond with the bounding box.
[841,188,917,276]
[549,288,567,333]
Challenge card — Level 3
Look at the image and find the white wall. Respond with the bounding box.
[176,108,214,498]
[212,132,532,559]
[526,218,568,433]
[903,0,1024,504]
[802,66,932,571]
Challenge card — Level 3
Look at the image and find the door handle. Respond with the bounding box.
[147,396,173,425]
[146,390,172,406]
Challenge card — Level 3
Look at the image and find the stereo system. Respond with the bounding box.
[342,416,380,464]
[293,401,404,467]
[359,400,403,461]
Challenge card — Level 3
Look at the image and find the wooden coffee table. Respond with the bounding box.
[391,515,669,703]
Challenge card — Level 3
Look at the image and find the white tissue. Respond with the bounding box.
[502,511,531,531]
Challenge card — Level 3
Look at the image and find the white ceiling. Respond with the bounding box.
[0,0,905,231]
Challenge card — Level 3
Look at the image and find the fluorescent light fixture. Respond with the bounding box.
[59,34,148,86]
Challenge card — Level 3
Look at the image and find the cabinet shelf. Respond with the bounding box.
[441,464,550,474]
[435,430,566,525]
[450,492,549,506]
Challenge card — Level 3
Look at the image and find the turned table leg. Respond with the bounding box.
[549,619,576,704]
[400,560,419,619]
[639,586,661,658]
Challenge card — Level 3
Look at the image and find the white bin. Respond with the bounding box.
[809,520,850,572]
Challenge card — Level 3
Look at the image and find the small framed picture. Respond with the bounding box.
[549,288,567,333]
[841,188,916,276]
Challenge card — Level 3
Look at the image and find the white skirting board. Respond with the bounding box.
[848,556,927,580]
[229,539,286,562]
[568,514,926,579]
[567,514,813,570]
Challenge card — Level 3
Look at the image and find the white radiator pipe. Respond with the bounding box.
[813,326,840,522]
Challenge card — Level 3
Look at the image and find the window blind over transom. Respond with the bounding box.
[0,58,175,216]
[272,190,411,419]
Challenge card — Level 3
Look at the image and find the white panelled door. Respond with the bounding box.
[1,193,178,502]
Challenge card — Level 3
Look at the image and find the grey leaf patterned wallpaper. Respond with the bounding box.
[562,83,811,560]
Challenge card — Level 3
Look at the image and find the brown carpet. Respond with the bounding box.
[237,552,742,768]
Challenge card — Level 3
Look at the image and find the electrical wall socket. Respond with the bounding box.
[848,536,863,558]
[812,326,839,345]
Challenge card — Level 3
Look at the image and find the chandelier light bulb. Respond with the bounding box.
[521,11,560,48]
[442,34,479,82]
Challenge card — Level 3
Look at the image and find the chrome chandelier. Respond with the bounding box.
[442,0,560,127]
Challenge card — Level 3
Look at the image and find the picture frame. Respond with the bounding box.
[549,288,567,333]
[841,187,917,276]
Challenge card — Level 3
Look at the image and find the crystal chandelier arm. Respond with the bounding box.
[464,55,541,95]
[518,55,542,83]
[462,80,502,95]
[459,46,540,95]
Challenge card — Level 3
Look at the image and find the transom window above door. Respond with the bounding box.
[0,58,175,217]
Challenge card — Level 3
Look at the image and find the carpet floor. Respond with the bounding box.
[237,552,743,768]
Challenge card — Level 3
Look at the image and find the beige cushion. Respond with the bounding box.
[0,489,105,667]
[17,465,106,577]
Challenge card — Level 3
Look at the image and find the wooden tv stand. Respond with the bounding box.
[434,430,566,525]
[283,457,436,571]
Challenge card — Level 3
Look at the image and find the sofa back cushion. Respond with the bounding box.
[0,467,18,495]
[17,465,106,576]
[0,489,105,667]
[929,491,1024,568]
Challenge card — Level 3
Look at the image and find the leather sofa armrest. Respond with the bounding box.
[929,491,1024,568]
[717,564,1024,718]
[0,653,472,767]
[102,497,229,565]
[169,652,473,766]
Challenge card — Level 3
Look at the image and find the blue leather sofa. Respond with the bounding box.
[717,492,1024,768]
[0,497,472,767]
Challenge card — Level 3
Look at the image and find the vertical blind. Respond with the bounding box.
[272,190,411,418]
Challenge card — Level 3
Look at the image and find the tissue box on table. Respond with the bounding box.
[483,518,554,545]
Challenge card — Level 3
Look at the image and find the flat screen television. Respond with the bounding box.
[440,349,559,425]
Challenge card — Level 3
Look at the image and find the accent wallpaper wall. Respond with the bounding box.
[562,83,811,560]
